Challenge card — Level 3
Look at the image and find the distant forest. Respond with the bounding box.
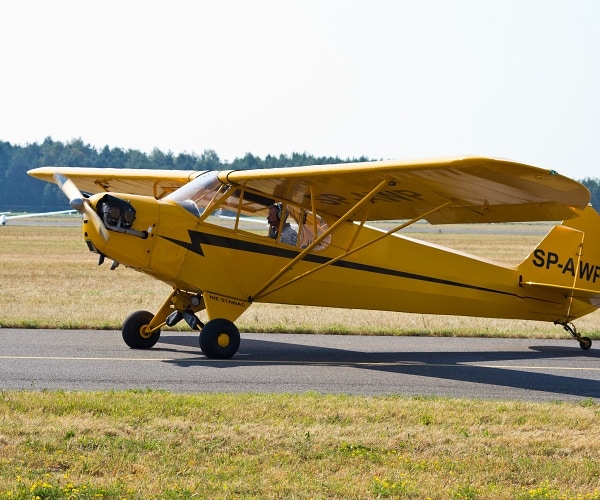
[1,137,598,212]
[0,138,370,212]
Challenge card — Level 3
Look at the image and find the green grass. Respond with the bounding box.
[0,391,599,499]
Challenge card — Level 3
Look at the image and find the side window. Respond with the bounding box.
[258,198,331,251]
[295,207,331,251]
[168,179,331,251]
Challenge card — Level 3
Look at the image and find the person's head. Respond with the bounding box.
[267,203,286,226]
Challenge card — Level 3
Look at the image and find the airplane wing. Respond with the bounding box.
[28,167,204,199]
[219,157,590,224]
[29,157,589,224]
[3,210,77,219]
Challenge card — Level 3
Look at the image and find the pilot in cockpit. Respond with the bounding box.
[267,203,297,246]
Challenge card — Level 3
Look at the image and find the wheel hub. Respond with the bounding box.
[139,325,153,339]
[217,333,230,348]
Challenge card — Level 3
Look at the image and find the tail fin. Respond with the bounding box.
[518,205,600,319]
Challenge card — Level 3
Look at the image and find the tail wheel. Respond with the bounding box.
[122,310,161,349]
[200,318,240,359]
[560,323,593,351]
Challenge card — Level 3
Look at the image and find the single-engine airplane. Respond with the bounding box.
[28,157,600,358]
[0,210,76,225]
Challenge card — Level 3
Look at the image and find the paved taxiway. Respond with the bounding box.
[1,329,598,401]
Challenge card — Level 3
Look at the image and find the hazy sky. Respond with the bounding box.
[2,0,599,179]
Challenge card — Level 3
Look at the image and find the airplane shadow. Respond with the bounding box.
[155,334,600,400]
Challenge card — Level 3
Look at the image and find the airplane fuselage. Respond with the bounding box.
[86,196,595,326]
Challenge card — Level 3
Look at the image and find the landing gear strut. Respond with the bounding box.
[121,309,241,358]
[121,290,243,359]
[559,322,592,350]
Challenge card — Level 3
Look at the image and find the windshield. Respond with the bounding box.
[165,171,221,213]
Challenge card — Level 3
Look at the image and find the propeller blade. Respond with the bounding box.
[83,202,110,243]
[54,173,83,210]
[54,173,109,242]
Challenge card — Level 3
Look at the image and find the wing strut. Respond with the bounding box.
[252,200,452,301]
[250,172,452,301]
[250,177,391,301]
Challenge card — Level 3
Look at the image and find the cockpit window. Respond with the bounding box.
[165,171,222,213]
[287,204,331,251]
[167,173,330,251]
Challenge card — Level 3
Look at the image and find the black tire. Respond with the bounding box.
[199,318,240,359]
[122,310,161,349]
[579,337,592,350]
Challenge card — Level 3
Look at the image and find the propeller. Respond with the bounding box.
[54,173,109,242]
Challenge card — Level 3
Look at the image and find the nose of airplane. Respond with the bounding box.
[82,193,160,271]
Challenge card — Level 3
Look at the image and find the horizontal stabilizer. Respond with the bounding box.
[523,281,600,301]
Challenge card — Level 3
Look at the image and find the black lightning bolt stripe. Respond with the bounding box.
[161,230,518,298]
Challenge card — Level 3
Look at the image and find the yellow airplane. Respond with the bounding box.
[28,157,599,358]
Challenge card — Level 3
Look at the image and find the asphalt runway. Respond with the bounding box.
[1,329,598,402]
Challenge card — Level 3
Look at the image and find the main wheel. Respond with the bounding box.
[122,310,161,349]
[199,318,240,359]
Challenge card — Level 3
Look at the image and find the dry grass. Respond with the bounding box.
[1,223,599,339]
[0,225,168,328]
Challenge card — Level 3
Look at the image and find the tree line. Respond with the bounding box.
[0,137,598,212]
[0,138,369,211]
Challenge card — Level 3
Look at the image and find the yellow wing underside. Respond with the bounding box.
[220,157,590,223]
[28,167,203,199]
[28,156,590,224]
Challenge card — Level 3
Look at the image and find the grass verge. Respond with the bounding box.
[1,390,599,499]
